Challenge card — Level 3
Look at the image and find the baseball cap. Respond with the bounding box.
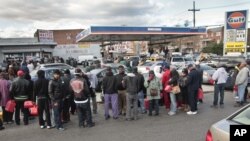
[17,70,24,77]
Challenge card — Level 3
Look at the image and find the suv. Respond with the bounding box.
[171,57,185,68]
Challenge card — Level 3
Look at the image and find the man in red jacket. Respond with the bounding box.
[161,64,171,109]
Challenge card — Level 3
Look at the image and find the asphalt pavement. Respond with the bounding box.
[0,85,245,141]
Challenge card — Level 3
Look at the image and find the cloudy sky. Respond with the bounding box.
[0,0,249,38]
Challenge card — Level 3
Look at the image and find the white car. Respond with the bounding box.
[171,57,186,68]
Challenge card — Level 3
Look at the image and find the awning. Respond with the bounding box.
[76,26,207,42]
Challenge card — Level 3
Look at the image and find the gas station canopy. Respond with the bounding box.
[76,26,206,42]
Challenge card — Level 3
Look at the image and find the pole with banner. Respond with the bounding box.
[223,10,248,57]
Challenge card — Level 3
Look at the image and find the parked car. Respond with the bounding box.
[206,104,250,141]
[137,61,154,74]
[171,57,185,68]
[30,67,74,81]
[77,55,97,64]
[35,63,75,74]
[184,57,195,66]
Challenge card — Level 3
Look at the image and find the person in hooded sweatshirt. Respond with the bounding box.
[102,67,118,120]
[34,70,52,129]
[211,65,228,108]
[123,67,139,121]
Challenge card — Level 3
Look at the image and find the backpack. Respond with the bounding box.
[70,79,84,98]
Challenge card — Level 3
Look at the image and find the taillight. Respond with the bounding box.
[206,130,213,141]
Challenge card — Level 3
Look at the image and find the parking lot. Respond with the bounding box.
[1,85,244,141]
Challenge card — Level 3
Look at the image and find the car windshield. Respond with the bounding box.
[184,58,193,61]
[231,106,250,125]
[173,58,184,62]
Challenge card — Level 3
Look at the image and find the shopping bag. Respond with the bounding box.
[5,100,16,113]
[164,85,172,93]
[24,100,34,108]
[197,88,204,100]
[144,99,149,110]
[29,105,38,116]
[209,79,214,85]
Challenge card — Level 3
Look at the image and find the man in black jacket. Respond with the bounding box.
[134,68,146,114]
[34,70,52,129]
[61,69,71,123]
[103,67,118,120]
[186,64,201,115]
[49,70,65,131]
[10,70,30,125]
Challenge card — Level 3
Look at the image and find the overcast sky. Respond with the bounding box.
[0,0,249,38]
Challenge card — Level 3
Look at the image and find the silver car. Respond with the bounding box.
[206,104,250,141]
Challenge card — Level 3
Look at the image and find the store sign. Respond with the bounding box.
[38,30,54,42]
[224,10,248,55]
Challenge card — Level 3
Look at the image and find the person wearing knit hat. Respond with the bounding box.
[10,70,30,125]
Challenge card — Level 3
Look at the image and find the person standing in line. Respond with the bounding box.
[86,72,98,114]
[144,70,162,116]
[186,64,201,115]
[0,72,12,124]
[211,65,228,108]
[115,65,127,116]
[34,70,52,129]
[179,68,189,112]
[168,69,180,116]
[134,70,146,114]
[235,61,249,107]
[195,61,204,104]
[102,67,118,120]
[49,70,65,131]
[123,67,140,120]
[61,69,72,123]
[10,70,30,125]
[161,64,171,109]
[70,68,95,128]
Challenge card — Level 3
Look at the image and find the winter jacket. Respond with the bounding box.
[103,72,117,94]
[48,78,65,102]
[187,68,201,92]
[62,74,72,99]
[70,76,90,103]
[212,67,228,84]
[235,67,249,86]
[136,73,145,92]
[0,78,11,106]
[123,73,139,94]
[144,77,162,100]
[34,78,49,99]
[162,69,171,87]
[115,73,126,91]
[10,77,30,101]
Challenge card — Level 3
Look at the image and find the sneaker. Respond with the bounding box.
[58,128,65,131]
[40,125,45,129]
[187,111,197,115]
[47,126,52,129]
[168,111,176,116]
[86,122,95,128]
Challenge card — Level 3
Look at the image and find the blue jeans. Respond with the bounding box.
[213,83,225,105]
[170,93,177,112]
[238,85,247,103]
[53,100,63,129]
[138,90,146,113]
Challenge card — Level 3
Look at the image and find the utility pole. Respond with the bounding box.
[188,1,200,27]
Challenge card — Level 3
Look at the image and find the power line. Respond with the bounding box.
[188,1,200,27]
[200,1,250,10]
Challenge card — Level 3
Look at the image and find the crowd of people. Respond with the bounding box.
[0,57,250,132]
